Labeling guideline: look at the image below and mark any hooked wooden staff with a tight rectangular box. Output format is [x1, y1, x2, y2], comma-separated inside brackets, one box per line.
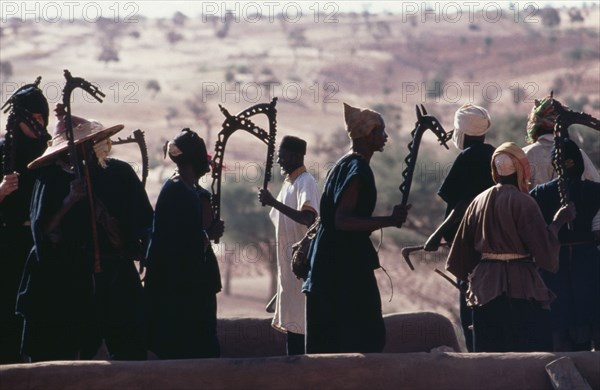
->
[549, 91, 600, 211]
[210, 98, 278, 243]
[398, 105, 452, 270]
[61, 70, 105, 273]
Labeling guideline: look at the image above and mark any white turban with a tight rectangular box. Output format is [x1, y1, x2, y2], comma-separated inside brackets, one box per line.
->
[452, 103, 491, 150]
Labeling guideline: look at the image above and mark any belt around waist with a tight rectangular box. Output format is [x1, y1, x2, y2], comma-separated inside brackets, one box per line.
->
[480, 256, 533, 263]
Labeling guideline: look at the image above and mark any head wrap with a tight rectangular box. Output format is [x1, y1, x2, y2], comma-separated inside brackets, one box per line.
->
[280, 135, 307, 155]
[13, 86, 50, 127]
[491, 142, 531, 193]
[343, 102, 383, 139]
[451, 103, 491, 150]
[526, 96, 565, 144]
[552, 138, 584, 180]
[164, 128, 209, 175]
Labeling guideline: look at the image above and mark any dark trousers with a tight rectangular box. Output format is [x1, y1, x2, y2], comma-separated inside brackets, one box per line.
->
[472, 295, 552, 352]
[22, 263, 146, 362]
[0, 227, 32, 364]
[458, 280, 474, 352]
[287, 331, 305, 355]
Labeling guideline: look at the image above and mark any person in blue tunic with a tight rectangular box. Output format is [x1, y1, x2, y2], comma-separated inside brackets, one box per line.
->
[424, 103, 495, 352]
[302, 103, 410, 354]
[17, 117, 153, 362]
[0, 84, 49, 364]
[530, 138, 600, 351]
[145, 128, 224, 359]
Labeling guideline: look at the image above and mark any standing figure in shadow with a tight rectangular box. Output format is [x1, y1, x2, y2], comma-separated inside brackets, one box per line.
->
[145, 128, 224, 359]
[302, 103, 410, 354]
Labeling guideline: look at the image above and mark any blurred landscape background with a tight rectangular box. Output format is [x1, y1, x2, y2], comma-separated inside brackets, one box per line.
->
[1, 1, 599, 350]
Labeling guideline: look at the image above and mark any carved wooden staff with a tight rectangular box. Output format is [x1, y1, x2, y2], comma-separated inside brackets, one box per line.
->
[398, 105, 452, 270]
[210, 98, 278, 242]
[61, 70, 105, 273]
[111, 129, 149, 187]
[549, 92, 600, 209]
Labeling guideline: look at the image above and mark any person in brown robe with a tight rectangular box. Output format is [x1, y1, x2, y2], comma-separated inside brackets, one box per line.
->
[446, 142, 575, 352]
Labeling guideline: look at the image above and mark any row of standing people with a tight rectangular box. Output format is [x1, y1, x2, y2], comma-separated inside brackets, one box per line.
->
[1, 84, 598, 363]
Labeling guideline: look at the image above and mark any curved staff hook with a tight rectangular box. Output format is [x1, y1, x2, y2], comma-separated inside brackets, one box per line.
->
[61, 70, 106, 179]
[111, 129, 149, 187]
[61, 70, 105, 273]
[210, 97, 278, 241]
[398, 105, 452, 270]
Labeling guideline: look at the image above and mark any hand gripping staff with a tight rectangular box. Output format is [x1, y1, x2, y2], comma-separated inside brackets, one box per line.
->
[1, 76, 46, 175]
[398, 105, 452, 270]
[61, 70, 106, 273]
[210, 98, 278, 243]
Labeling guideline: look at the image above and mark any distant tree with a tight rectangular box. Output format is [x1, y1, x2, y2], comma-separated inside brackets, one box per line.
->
[166, 30, 184, 45]
[487, 114, 527, 147]
[552, 76, 565, 96]
[97, 46, 119, 66]
[146, 79, 161, 98]
[219, 181, 276, 297]
[173, 11, 188, 26]
[186, 97, 213, 146]
[510, 84, 526, 106]
[568, 8, 585, 23]
[565, 96, 590, 112]
[215, 12, 234, 39]
[372, 21, 391, 41]
[165, 107, 179, 126]
[536, 7, 561, 27]
[0, 61, 13, 81]
[225, 67, 235, 83]
[484, 36, 493, 54]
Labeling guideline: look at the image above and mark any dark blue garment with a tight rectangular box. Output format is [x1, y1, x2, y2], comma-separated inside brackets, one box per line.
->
[0, 137, 46, 363]
[303, 154, 384, 353]
[530, 179, 600, 350]
[145, 178, 221, 359]
[437, 142, 494, 352]
[17, 159, 153, 361]
[438, 142, 495, 242]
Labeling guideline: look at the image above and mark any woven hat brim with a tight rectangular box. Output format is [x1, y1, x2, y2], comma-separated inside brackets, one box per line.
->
[28, 124, 124, 169]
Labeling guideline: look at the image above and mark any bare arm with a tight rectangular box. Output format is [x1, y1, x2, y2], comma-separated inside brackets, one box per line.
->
[424, 199, 470, 251]
[334, 177, 409, 232]
[259, 188, 316, 227]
